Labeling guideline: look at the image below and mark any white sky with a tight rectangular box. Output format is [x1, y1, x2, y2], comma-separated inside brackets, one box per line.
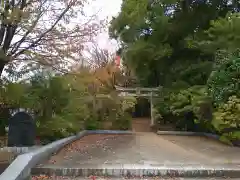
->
[84, 0, 122, 53]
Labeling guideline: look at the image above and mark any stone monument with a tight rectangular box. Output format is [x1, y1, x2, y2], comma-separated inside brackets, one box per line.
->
[7, 111, 36, 147]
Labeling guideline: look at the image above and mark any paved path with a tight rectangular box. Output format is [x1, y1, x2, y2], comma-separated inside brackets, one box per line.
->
[131, 118, 152, 132]
[42, 133, 240, 168]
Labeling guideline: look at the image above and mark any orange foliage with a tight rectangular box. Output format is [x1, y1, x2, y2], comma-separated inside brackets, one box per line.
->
[68, 62, 121, 95]
[93, 62, 120, 88]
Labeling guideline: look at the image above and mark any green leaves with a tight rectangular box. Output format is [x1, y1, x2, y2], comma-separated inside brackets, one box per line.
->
[110, 0, 240, 142]
[193, 13, 240, 53]
[212, 96, 240, 134]
[207, 54, 240, 104]
[1, 83, 27, 108]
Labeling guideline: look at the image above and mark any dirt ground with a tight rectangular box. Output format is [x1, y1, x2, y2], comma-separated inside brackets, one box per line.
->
[131, 118, 151, 132]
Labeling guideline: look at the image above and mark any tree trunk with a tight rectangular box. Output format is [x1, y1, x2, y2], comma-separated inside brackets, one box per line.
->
[0, 60, 5, 77]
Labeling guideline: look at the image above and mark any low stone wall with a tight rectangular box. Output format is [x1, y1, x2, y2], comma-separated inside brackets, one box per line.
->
[0, 130, 133, 180]
[0, 147, 39, 174]
[0, 146, 42, 155]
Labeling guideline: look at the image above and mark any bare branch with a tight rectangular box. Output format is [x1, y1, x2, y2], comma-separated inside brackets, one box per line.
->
[13, 1, 75, 58]
[10, 1, 45, 54]
[0, 0, 103, 77]
[2, 0, 28, 50]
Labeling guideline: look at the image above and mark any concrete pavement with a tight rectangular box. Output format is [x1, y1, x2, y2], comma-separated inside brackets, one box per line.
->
[42, 133, 240, 167]
[32, 132, 240, 178]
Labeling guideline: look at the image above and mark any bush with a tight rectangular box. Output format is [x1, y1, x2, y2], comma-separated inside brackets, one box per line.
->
[212, 95, 240, 132]
[156, 85, 214, 132]
[0, 107, 10, 136]
[212, 95, 240, 144]
[36, 115, 80, 141]
[111, 111, 132, 130]
[84, 115, 101, 130]
[2, 64, 137, 142]
[207, 52, 240, 104]
[206, 50, 240, 143]
[84, 120, 101, 130]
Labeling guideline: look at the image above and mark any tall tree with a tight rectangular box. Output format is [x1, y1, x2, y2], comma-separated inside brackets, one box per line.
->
[109, 0, 240, 87]
[0, 0, 101, 78]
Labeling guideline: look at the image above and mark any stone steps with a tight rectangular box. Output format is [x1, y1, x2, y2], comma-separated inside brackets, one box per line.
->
[31, 176, 238, 180]
[31, 164, 240, 178]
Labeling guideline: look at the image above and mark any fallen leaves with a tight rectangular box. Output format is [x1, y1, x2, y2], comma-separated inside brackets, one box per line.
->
[47, 134, 119, 165]
[32, 175, 71, 180]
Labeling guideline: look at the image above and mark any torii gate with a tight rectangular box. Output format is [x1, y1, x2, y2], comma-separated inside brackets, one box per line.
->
[115, 86, 160, 127]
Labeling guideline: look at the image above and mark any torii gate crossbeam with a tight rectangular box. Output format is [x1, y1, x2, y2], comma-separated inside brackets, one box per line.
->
[115, 86, 161, 127]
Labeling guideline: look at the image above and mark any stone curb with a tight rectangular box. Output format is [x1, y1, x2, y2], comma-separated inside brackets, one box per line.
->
[157, 131, 202, 136]
[31, 165, 240, 178]
[156, 131, 240, 147]
[0, 130, 133, 180]
[85, 130, 134, 134]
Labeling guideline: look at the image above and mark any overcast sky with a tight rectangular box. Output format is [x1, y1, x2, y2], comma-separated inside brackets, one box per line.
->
[84, 0, 122, 52]
[2, 0, 123, 81]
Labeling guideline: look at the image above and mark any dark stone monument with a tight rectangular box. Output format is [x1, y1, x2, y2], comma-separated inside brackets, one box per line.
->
[7, 111, 36, 147]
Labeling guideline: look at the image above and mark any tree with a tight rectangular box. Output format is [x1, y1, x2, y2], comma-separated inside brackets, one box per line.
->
[108, 0, 240, 142]
[109, 0, 240, 87]
[0, 0, 101, 78]
[84, 44, 114, 68]
[73, 45, 134, 88]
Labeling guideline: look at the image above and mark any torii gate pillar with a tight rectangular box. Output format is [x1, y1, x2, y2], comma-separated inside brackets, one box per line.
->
[150, 92, 154, 126]
[115, 86, 160, 127]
